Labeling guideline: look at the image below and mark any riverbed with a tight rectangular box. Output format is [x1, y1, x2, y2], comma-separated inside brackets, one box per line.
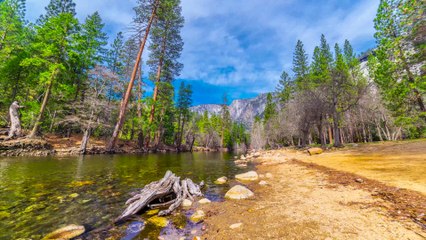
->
[0, 152, 242, 239]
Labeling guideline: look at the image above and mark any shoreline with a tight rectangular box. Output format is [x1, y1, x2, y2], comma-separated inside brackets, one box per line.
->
[202, 144, 426, 239]
[0, 134, 230, 157]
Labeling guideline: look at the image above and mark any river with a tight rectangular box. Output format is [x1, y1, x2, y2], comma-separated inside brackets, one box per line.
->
[0, 152, 243, 239]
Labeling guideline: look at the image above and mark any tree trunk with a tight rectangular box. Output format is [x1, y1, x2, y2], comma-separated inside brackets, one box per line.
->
[317, 115, 325, 147]
[107, 0, 159, 152]
[7, 101, 23, 139]
[29, 68, 58, 139]
[328, 125, 333, 145]
[332, 108, 342, 147]
[189, 135, 195, 152]
[80, 128, 91, 154]
[80, 110, 95, 154]
[178, 117, 186, 150]
[49, 110, 57, 132]
[148, 32, 168, 124]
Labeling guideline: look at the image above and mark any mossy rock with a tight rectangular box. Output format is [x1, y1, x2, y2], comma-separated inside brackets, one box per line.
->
[146, 209, 160, 216]
[189, 210, 205, 223]
[171, 213, 187, 229]
[147, 216, 169, 228]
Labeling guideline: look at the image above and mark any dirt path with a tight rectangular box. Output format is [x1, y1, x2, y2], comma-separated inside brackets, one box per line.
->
[203, 147, 426, 239]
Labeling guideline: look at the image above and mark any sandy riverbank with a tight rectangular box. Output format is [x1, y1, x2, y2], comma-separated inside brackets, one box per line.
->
[201, 141, 426, 239]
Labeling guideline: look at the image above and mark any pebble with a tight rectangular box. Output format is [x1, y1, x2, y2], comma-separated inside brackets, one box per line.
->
[355, 178, 364, 183]
[259, 180, 268, 186]
[198, 198, 211, 204]
[229, 223, 243, 229]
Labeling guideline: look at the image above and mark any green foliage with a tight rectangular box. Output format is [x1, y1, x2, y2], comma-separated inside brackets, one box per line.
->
[263, 93, 276, 123]
[370, 0, 426, 136]
[275, 71, 294, 104]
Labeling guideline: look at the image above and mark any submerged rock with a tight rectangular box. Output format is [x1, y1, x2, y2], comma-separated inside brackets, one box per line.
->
[190, 210, 206, 223]
[265, 173, 273, 179]
[146, 209, 160, 216]
[235, 171, 259, 181]
[214, 176, 228, 184]
[42, 224, 85, 240]
[225, 185, 254, 200]
[147, 216, 169, 228]
[308, 147, 323, 155]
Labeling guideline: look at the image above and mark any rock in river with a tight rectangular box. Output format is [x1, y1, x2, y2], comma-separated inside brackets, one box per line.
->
[225, 185, 254, 200]
[235, 171, 259, 181]
[147, 216, 169, 228]
[214, 176, 228, 184]
[181, 199, 193, 207]
[42, 224, 85, 240]
[190, 210, 206, 223]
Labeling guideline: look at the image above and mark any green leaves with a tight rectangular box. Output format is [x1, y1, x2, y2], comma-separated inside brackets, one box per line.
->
[372, 0, 425, 135]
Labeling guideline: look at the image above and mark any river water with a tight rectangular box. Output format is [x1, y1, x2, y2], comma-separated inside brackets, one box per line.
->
[0, 152, 243, 239]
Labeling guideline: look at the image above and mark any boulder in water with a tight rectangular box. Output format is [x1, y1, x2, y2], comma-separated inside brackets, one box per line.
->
[214, 176, 227, 184]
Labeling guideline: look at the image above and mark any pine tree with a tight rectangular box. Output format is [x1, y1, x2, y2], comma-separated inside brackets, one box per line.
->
[38, 0, 76, 23]
[275, 71, 294, 104]
[107, 0, 160, 151]
[73, 11, 108, 101]
[146, 0, 184, 146]
[264, 93, 276, 123]
[176, 82, 192, 149]
[292, 40, 310, 90]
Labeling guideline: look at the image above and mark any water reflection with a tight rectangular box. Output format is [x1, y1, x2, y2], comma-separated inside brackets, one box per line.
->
[0, 152, 241, 239]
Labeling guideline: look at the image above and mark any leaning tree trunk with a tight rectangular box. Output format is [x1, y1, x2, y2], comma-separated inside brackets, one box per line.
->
[29, 68, 58, 139]
[107, 0, 159, 152]
[7, 101, 23, 139]
[80, 110, 95, 154]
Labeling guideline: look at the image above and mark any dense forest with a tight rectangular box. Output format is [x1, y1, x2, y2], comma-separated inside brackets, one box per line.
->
[0, 0, 247, 153]
[0, 0, 424, 153]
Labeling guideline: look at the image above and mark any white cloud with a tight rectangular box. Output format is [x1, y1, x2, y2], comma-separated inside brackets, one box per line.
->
[24, 0, 379, 95]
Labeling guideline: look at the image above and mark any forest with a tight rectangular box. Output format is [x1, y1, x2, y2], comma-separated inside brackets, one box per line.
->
[0, 0, 248, 153]
[0, 0, 424, 153]
[251, 0, 425, 149]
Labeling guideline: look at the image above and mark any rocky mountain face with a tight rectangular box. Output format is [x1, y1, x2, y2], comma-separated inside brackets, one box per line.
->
[190, 93, 269, 127]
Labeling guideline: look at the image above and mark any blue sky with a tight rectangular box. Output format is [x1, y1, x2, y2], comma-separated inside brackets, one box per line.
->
[26, 0, 380, 105]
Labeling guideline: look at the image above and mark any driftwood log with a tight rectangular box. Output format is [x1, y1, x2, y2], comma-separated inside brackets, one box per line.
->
[116, 171, 203, 223]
